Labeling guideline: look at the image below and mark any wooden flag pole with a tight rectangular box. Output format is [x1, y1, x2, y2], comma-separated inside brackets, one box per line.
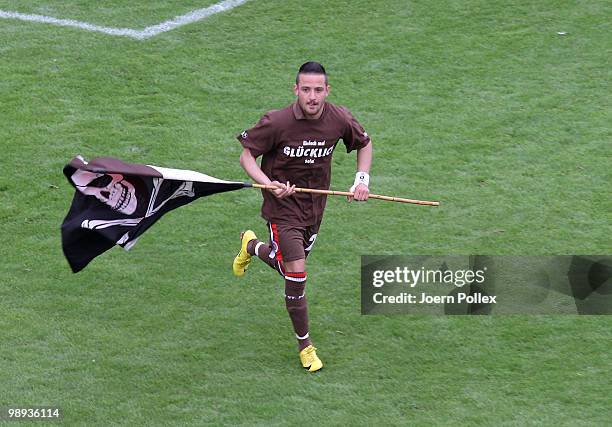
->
[251, 183, 440, 206]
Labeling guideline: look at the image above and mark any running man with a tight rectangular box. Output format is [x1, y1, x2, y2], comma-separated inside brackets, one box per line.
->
[233, 61, 372, 372]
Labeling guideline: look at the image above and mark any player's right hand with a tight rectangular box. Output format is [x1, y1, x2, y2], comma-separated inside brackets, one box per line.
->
[269, 180, 296, 199]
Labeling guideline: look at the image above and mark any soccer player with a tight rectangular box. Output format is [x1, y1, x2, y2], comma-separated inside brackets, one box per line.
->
[233, 61, 372, 372]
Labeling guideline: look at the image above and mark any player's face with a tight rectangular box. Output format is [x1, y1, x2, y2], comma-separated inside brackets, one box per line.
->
[294, 73, 329, 119]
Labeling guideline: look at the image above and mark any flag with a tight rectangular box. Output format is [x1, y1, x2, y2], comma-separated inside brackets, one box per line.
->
[61, 156, 248, 273]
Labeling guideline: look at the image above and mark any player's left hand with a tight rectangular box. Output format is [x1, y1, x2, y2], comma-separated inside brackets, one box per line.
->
[348, 183, 369, 202]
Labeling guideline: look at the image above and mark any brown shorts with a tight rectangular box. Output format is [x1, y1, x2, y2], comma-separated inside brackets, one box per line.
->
[268, 222, 320, 265]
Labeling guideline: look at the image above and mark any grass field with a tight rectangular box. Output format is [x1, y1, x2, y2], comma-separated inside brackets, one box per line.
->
[1, 0, 610, 425]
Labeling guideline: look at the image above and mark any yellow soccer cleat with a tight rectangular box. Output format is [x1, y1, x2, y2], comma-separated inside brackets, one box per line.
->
[232, 230, 257, 277]
[299, 345, 323, 372]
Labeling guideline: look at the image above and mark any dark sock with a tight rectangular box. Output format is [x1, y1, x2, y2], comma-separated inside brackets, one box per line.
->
[247, 239, 284, 275]
[284, 273, 312, 351]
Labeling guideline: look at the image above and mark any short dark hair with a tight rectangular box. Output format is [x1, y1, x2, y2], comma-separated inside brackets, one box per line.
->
[296, 61, 328, 85]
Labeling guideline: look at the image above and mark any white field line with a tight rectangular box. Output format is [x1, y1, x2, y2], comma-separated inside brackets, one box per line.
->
[0, 0, 249, 39]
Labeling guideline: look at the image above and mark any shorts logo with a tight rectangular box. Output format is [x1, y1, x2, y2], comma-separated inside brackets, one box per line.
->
[305, 233, 318, 252]
[241, 131, 248, 139]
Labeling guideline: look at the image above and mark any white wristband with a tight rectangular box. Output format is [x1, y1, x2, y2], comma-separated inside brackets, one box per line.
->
[350, 172, 369, 192]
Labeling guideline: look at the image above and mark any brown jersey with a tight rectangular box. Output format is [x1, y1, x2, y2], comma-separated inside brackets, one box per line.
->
[238, 101, 371, 225]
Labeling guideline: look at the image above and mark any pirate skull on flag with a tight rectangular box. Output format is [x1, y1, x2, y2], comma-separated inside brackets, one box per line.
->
[61, 156, 248, 273]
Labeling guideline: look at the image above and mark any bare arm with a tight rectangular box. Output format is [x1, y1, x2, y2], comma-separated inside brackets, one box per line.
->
[240, 148, 272, 185]
[239, 148, 295, 198]
[357, 141, 372, 174]
[349, 141, 373, 201]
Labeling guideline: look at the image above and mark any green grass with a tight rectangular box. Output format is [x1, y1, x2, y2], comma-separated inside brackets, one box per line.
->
[1, 0, 611, 425]
[0, 1, 222, 27]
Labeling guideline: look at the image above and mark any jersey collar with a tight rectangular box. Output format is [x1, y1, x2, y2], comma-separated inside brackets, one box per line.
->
[292, 102, 326, 120]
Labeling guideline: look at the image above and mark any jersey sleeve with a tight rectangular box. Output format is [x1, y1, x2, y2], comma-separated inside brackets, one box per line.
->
[237, 113, 277, 157]
[341, 108, 371, 153]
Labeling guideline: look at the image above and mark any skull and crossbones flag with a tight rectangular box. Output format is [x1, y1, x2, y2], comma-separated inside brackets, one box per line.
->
[61, 155, 248, 273]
